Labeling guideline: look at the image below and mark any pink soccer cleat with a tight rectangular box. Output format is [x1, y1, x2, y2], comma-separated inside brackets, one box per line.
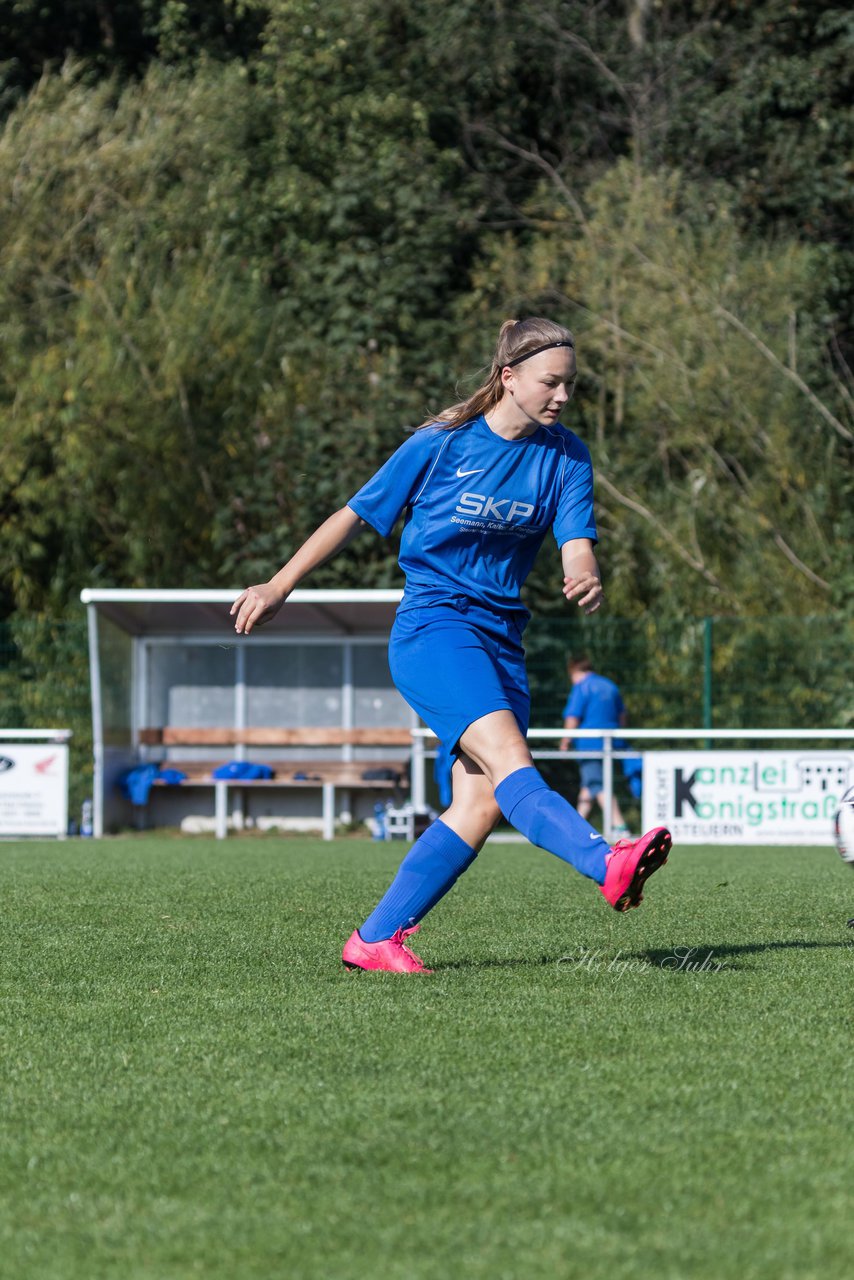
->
[600, 827, 672, 912]
[342, 924, 433, 974]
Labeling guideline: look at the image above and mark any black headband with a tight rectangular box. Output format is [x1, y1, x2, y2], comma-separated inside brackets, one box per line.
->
[505, 340, 574, 368]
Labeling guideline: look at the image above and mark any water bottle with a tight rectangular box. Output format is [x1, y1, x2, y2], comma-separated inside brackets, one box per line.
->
[81, 798, 94, 837]
[372, 801, 386, 841]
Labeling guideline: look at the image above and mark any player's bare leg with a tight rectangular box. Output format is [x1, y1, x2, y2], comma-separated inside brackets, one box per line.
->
[461, 710, 671, 910]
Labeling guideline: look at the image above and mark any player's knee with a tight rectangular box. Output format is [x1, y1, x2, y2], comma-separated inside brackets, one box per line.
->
[485, 742, 532, 784]
[460, 715, 531, 779]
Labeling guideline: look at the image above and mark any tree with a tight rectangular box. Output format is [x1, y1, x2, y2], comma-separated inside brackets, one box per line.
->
[0, 62, 278, 610]
[457, 163, 852, 617]
[0, 1, 265, 114]
[0, 57, 465, 611]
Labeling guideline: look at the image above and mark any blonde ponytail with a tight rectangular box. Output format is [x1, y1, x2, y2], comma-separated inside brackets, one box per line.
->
[416, 317, 574, 431]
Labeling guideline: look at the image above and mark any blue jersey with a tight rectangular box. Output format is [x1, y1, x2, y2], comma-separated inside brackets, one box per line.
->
[562, 672, 625, 752]
[348, 415, 597, 615]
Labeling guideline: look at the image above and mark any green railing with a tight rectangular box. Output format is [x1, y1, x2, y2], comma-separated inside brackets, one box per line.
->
[524, 614, 854, 732]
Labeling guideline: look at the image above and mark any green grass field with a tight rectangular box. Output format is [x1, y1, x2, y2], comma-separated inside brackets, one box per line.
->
[1, 834, 852, 1280]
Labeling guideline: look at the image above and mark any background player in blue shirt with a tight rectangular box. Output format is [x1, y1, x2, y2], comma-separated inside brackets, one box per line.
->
[231, 317, 672, 973]
[560, 655, 631, 836]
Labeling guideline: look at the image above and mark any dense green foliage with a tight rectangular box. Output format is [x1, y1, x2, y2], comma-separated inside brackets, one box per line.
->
[1, 836, 852, 1279]
[1, 1, 851, 626]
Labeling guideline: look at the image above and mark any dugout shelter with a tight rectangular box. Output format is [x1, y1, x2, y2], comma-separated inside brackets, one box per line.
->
[80, 588, 414, 837]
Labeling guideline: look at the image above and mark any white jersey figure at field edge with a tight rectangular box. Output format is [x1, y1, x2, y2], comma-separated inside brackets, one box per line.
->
[231, 318, 673, 973]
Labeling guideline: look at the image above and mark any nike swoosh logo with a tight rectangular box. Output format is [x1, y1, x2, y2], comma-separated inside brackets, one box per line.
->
[456, 467, 484, 478]
[590, 832, 604, 840]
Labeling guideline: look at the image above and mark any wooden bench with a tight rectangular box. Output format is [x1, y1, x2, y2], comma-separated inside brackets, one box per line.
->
[137, 727, 413, 839]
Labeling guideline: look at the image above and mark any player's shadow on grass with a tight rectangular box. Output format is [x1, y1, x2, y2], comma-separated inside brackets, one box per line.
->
[434, 938, 852, 973]
[628, 938, 853, 971]
[434, 954, 564, 972]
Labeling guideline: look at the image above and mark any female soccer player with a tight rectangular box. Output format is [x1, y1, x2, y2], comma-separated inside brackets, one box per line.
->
[231, 318, 672, 973]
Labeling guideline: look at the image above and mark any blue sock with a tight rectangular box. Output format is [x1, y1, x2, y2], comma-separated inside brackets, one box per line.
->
[359, 819, 478, 943]
[494, 766, 609, 883]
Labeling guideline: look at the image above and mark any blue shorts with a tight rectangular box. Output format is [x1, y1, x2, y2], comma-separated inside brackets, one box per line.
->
[389, 599, 530, 757]
[578, 759, 604, 795]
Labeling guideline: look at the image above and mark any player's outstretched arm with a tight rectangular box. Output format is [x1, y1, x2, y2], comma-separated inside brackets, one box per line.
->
[561, 538, 603, 615]
[231, 505, 368, 635]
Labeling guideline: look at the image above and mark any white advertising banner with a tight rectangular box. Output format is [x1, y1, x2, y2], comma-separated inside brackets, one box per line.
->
[642, 750, 853, 845]
[0, 743, 69, 836]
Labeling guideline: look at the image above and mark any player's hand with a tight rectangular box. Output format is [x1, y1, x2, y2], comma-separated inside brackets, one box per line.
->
[562, 572, 603, 615]
[230, 583, 286, 635]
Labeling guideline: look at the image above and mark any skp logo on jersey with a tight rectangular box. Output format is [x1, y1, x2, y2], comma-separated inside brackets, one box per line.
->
[456, 492, 535, 523]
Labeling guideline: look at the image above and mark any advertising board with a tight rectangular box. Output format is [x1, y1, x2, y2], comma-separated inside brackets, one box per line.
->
[642, 750, 852, 845]
[0, 743, 69, 836]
